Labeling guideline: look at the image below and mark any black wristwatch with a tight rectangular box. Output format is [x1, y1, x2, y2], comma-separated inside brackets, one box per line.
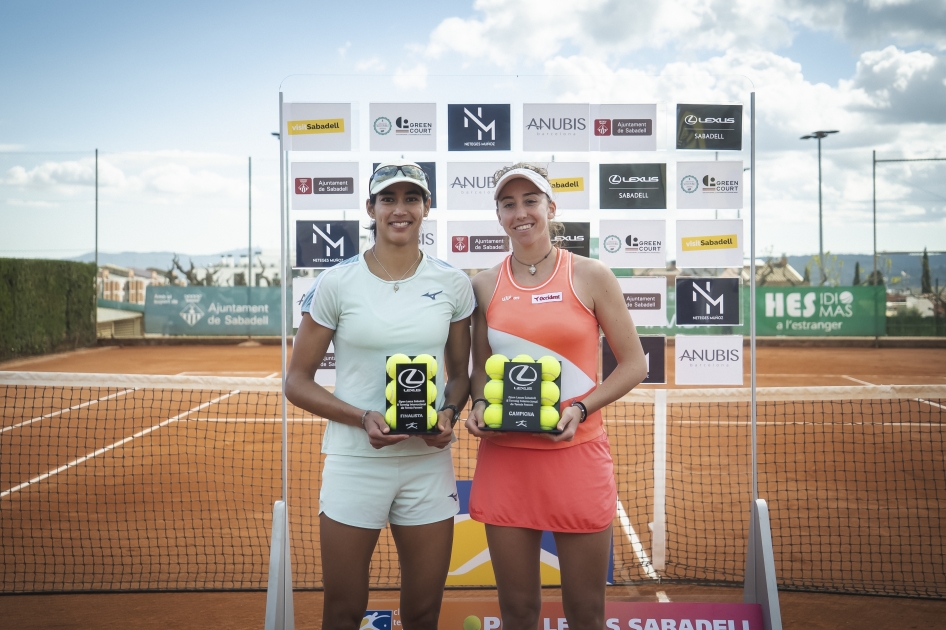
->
[441, 404, 461, 426]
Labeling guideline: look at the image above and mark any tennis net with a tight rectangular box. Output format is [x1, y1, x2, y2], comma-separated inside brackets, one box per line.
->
[1, 372, 944, 597]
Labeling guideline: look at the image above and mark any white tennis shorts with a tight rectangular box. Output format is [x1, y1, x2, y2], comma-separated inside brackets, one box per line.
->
[319, 449, 459, 529]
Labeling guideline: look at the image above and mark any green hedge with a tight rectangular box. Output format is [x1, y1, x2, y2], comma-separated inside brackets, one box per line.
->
[0, 258, 97, 361]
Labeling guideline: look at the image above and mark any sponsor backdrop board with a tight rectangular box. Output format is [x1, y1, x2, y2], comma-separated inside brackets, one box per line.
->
[676, 219, 744, 268]
[364, 600, 763, 630]
[291, 276, 336, 384]
[676, 104, 743, 151]
[676, 161, 744, 209]
[447, 220, 510, 269]
[758, 285, 885, 336]
[522, 103, 590, 152]
[447, 162, 510, 209]
[290, 162, 360, 210]
[599, 163, 667, 209]
[368, 103, 436, 151]
[295, 220, 360, 268]
[599, 219, 667, 269]
[144, 286, 280, 336]
[556, 222, 591, 258]
[282, 102, 352, 152]
[590, 104, 657, 151]
[675, 277, 741, 326]
[373, 161, 438, 208]
[544, 161, 590, 210]
[617, 277, 667, 327]
[602, 335, 666, 384]
[675, 335, 744, 385]
[448, 104, 511, 151]
[418, 219, 438, 259]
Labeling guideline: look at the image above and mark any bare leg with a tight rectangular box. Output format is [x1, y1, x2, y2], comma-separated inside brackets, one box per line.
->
[320, 513, 381, 630]
[555, 525, 613, 630]
[484, 525, 543, 630]
[390, 517, 455, 630]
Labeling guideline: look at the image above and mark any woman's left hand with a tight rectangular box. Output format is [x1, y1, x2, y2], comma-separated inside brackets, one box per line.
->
[544, 405, 583, 442]
[420, 410, 454, 449]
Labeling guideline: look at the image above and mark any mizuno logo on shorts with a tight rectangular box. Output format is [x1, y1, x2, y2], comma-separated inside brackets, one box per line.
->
[532, 292, 562, 304]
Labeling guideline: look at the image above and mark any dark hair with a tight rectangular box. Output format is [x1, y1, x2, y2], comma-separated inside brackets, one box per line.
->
[366, 188, 431, 237]
[493, 162, 565, 246]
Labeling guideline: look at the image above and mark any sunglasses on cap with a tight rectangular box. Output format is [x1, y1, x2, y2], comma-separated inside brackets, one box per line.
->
[370, 164, 429, 187]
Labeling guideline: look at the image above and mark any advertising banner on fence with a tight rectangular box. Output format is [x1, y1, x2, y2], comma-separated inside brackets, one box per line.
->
[290, 162, 360, 210]
[676, 104, 743, 151]
[364, 600, 763, 630]
[617, 277, 667, 327]
[599, 163, 667, 209]
[369, 103, 436, 151]
[757, 285, 885, 336]
[599, 220, 667, 269]
[145, 286, 280, 336]
[523, 103, 589, 151]
[282, 103, 352, 151]
[447, 162, 510, 209]
[447, 220, 510, 269]
[675, 335, 744, 385]
[448, 104, 511, 151]
[296, 220, 361, 268]
[676, 219, 744, 268]
[676, 161, 744, 209]
[590, 104, 657, 151]
[546, 161, 590, 210]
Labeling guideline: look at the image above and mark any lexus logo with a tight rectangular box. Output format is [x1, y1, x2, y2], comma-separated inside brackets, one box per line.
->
[508, 365, 538, 387]
[685, 114, 736, 125]
[685, 115, 698, 125]
[609, 174, 659, 184]
[397, 369, 425, 388]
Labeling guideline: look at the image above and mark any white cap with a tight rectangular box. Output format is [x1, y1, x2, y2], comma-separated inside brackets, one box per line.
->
[493, 167, 554, 201]
[369, 159, 431, 196]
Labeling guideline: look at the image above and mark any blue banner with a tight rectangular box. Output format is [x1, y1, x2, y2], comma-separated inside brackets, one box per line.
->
[144, 286, 281, 335]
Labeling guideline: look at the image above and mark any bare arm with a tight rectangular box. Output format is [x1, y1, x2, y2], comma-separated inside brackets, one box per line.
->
[419, 316, 472, 448]
[285, 313, 409, 449]
[464, 267, 499, 439]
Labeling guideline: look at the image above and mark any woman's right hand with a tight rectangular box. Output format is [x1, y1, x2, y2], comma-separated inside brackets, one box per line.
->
[465, 401, 497, 439]
[363, 411, 411, 449]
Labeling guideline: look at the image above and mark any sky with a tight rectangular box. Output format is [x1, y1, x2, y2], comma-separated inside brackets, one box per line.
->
[1, 0, 944, 261]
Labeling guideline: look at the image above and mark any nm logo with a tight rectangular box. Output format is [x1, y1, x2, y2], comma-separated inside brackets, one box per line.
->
[448, 104, 511, 151]
[675, 277, 740, 326]
[295, 220, 359, 269]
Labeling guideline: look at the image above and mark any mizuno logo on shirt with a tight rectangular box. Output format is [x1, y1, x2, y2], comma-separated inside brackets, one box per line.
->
[422, 290, 443, 300]
[532, 292, 562, 304]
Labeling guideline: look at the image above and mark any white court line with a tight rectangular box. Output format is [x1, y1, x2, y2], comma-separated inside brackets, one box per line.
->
[918, 399, 946, 411]
[0, 391, 237, 499]
[1, 388, 135, 434]
[185, 417, 324, 423]
[656, 591, 671, 602]
[842, 375, 876, 386]
[265, 372, 280, 378]
[616, 499, 657, 580]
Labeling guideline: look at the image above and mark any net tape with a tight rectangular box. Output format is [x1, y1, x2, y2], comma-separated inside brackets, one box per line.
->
[1, 372, 943, 596]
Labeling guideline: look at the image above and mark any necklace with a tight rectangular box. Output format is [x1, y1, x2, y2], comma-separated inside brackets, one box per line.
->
[512, 246, 554, 276]
[371, 248, 421, 292]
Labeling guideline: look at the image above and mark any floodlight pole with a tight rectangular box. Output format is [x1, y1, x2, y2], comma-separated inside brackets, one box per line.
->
[800, 130, 838, 285]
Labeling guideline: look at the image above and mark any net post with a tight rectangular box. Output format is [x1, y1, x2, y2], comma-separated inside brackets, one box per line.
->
[650, 389, 667, 573]
[743, 499, 782, 630]
[750, 91, 758, 503]
[264, 500, 295, 630]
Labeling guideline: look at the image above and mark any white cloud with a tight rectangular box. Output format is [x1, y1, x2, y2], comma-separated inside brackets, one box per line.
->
[393, 63, 428, 89]
[355, 57, 386, 72]
[845, 45, 946, 122]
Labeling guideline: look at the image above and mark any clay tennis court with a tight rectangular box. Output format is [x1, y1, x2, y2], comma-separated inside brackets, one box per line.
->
[1, 344, 944, 629]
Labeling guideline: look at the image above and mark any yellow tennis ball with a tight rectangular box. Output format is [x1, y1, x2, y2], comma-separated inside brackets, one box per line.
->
[485, 354, 509, 380]
[511, 354, 534, 363]
[540, 406, 560, 429]
[537, 355, 561, 381]
[484, 379, 504, 404]
[385, 405, 396, 428]
[484, 404, 503, 428]
[413, 353, 438, 379]
[385, 381, 396, 404]
[463, 616, 482, 630]
[427, 381, 437, 404]
[540, 381, 560, 406]
[427, 405, 438, 429]
[386, 353, 411, 379]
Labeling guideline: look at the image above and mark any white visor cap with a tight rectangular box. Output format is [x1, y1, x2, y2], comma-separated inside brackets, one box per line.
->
[369, 160, 431, 196]
[493, 168, 554, 201]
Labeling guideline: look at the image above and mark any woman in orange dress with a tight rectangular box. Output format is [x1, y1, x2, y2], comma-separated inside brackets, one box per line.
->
[465, 163, 647, 630]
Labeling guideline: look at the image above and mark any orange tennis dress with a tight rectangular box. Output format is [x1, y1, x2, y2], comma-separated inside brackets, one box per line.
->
[469, 250, 617, 532]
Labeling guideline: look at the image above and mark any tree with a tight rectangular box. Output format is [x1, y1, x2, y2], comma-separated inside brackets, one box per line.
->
[808, 252, 844, 286]
[852, 261, 861, 286]
[802, 265, 810, 285]
[866, 269, 884, 286]
[921, 248, 932, 293]
[171, 255, 222, 286]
